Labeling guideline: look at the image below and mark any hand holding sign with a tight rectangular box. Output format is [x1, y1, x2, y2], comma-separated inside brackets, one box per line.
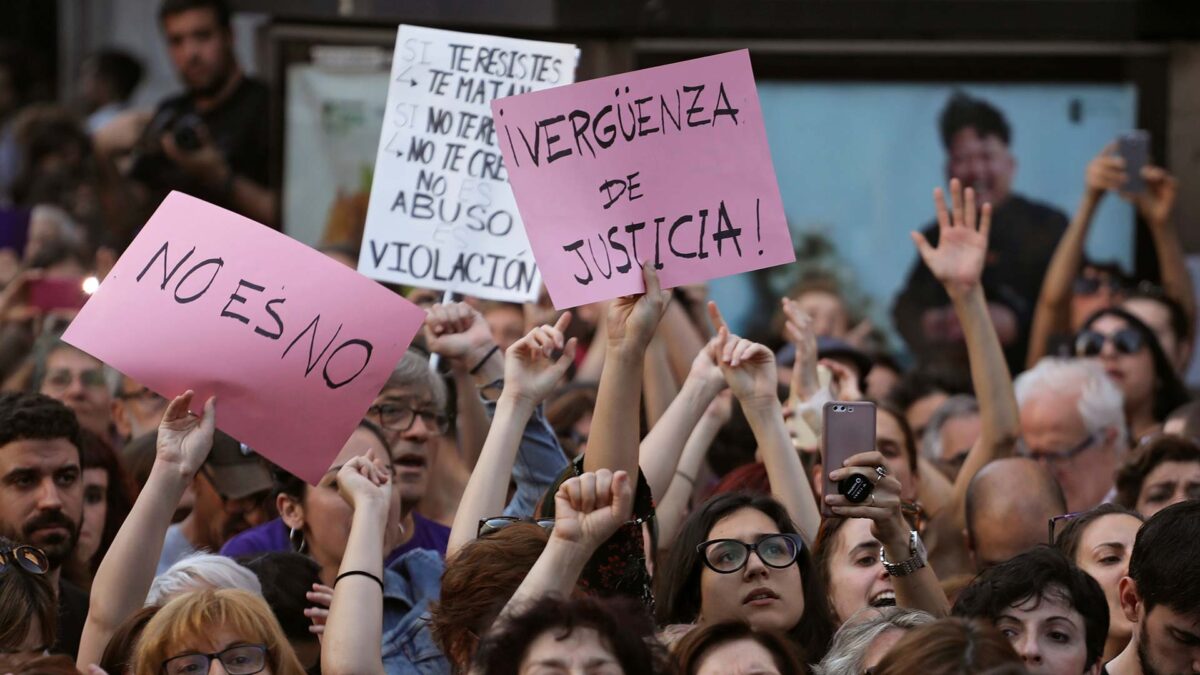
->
[156, 390, 216, 479]
[605, 263, 670, 355]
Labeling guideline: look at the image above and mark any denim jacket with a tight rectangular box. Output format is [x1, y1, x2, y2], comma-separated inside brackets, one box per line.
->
[382, 549, 450, 675]
[490, 400, 569, 518]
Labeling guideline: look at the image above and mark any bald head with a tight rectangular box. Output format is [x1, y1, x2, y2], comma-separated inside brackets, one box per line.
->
[965, 458, 1066, 570]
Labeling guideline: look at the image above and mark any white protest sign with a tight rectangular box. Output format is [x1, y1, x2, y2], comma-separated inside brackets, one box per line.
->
[358, 25, 578, 302]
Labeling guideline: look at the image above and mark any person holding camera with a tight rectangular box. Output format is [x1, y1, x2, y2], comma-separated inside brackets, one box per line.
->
[125, 0, 275, 226]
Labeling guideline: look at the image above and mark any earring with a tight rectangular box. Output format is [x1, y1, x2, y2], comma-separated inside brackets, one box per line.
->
[289, 527, 306, 554]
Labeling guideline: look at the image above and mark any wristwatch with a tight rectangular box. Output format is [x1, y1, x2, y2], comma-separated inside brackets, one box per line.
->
[879, 530, 927, 577]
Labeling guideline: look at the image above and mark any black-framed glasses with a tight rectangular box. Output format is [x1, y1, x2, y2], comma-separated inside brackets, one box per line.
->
[367, 404, 450, 435]
[1075, 328, 1144, 357]
[696, 534, 801, 574]
[1072, 276, 1124, 297]
[477, 516, 555, 538]
[1019, 433, 1097, 467]
[162, 644, 267, 675]
[0, 545, 49, 575]
[1048, 512, 1085, 545]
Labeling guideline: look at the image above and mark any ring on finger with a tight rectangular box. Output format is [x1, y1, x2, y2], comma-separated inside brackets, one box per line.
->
[874, 465, 888, 483]
[869, 492, 876, 506]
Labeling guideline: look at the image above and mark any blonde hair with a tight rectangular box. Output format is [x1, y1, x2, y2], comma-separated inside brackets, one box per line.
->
[135, 589, 306, 675]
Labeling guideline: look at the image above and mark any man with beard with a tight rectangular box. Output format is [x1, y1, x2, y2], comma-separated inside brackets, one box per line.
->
[127, 0, 274, 225]
[155, 430, 272, 574]
[0, 392, 88, 658]
[1107, 500, 1200, 675]
[893, 92, 1069, 371]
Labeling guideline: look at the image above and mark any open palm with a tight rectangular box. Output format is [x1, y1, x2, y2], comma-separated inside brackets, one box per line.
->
[912, 178, 991, 295]
[156, 391, 216, 476]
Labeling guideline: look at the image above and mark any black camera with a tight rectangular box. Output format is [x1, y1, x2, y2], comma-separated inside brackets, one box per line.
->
[170, 113, 206, 152]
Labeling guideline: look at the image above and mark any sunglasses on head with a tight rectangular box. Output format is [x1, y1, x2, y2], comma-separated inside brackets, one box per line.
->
[477, 516, 555, 538]
[1074, 328, 1144, 357]
[0, 545, 49, 575]
[1072, 276, 1124, 297]
[1048, 512, 1086, 545]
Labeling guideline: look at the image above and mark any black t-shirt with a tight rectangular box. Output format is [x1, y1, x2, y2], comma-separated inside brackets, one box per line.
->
[129, 76, 271, 212]
[52, 578, 89, 660]
[892, 192, 1069, 371]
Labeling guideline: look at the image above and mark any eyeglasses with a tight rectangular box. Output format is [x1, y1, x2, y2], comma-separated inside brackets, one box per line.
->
[0, 545, 49, 575]
[116, 386, 166, 405]
[1075, 328, 1144, 357]
[1072, 276, 1124, 297]
[367, 404, 450, 435]
[477, 516, 555, 538]
[1048, 512, 1085, 545]
[1019, 433, 1097, 467]
[696, 534, 801, 574]
[43, 368, 107, 391]
[162, 644, 268, 675]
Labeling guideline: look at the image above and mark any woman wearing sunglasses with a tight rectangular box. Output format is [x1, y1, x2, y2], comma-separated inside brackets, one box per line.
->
[0, 538, 56, 668]
[134, 588, 306, 675]
[1074, 307, 1190, 438]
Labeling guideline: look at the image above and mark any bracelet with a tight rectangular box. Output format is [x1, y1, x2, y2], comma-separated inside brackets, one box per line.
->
[334, 570, 384, 593]
[676, 471, 696, 486]
[469, 345, 501, 375]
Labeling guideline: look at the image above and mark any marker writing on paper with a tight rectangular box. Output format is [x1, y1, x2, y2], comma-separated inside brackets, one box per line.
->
[136, 241, 374, 390]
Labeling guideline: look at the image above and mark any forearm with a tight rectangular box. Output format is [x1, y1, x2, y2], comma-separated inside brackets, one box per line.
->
[744, 401, 820, 543]
[880, 529, 950, 617]
[324, 503, 387, 675]
[639, 376, 721, 497]
[447, 394, 536, 556]
[658, 300, 707, 382]
[451, 368, 490, 470]
[584, 347, 644, 478]
[498, 538, 590, 623]
[1149, 221, 1196, 335]
[656, 414, 721, 552]
[77, 463, 190, 669]
[575, 314, 608, 383]
[229, 174, 277, 227]
[642, 337, 678, 428]
[948, 285, 1019, 524]
[1040, 191, 1102, 309]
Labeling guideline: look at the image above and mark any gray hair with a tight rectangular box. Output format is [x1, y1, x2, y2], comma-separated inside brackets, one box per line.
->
[921, 394, 980, 463]
[1014, 357, 1127, 446]
[146, 553, 262, 606]
[30, 332, 117, 393]
[382, 349, 448, 410]
[814, 607, 935, 675]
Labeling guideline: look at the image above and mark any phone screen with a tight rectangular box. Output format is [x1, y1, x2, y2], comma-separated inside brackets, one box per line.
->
[27, 277, 88, 312]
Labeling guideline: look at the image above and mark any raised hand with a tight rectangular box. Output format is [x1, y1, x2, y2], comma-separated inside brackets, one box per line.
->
[156, 390, 216, 477]
[305, 583, 334, 639]
[824, 450, 909, 551]
[423, 302, 497, 368]
[1135, 165, 1177, 228]
[336, 446, 393, 512]
[1085, 143, 1126, 197]
[822, 359, 863, 402]
[605, 263, 670, 354]
[504, 312, 578, 405]
[688, 335, 728, 393]
[551, 469, 633, 553]
[781, 297, 819, 400]
[711, 326, 779, 409]
[911, 177, 992, 298]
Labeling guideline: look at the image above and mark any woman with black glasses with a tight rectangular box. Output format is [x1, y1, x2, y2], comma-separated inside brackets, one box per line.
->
[1074, 307, 1190, 438]
[0, 538, 55, 668]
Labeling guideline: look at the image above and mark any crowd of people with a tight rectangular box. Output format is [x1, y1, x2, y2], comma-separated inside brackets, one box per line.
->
[3, 0, 1200, 674]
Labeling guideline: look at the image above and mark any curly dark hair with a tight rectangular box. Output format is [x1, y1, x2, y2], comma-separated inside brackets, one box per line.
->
[1114, 435, 1200, 510]
[655, 492, 834, 661]
[952, 546, 1108, 669]
[472, 596, 669, 675]
[0, 392, 82, 457]
[1128, 500, 1200, 616]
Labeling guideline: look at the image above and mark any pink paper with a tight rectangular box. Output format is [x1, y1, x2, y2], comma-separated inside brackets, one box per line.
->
[492, 49, 795, 309]
[63, 192, 425, 484]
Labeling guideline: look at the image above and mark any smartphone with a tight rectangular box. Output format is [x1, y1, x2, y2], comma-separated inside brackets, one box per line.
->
[1116, 130, 1150, 194]
[821, 400, 877, 517]
[27, 277, 88, 312]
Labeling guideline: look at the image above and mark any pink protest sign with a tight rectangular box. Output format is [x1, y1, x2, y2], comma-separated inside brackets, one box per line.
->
[63, 192, 425, 484]
[492, 49, 795, 309]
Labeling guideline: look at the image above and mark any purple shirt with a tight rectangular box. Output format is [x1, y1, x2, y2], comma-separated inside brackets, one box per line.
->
[220, 513, 450, 560]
